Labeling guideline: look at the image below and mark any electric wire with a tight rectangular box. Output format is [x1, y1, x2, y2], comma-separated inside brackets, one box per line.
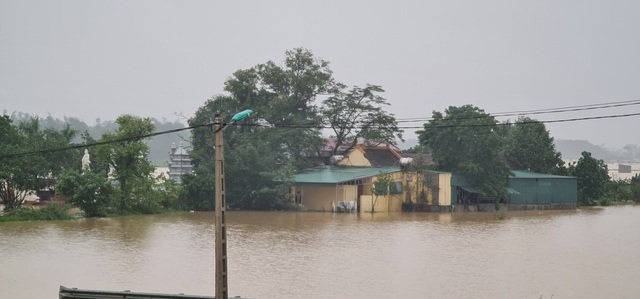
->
[394, 99, 640, 123]
[0, 122, 218, 159]
[1, 102, 639, 159]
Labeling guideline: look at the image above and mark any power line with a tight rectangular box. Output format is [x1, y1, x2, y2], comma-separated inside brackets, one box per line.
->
[0, 122, 216, 159]
[1, 110, 639, 160]
[394, 99, 640, 123]
[247, 111, 640, 129]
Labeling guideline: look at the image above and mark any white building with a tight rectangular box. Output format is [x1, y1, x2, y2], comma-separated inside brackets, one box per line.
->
[607, 163, 640, 181]
[168, 142, 193, 184]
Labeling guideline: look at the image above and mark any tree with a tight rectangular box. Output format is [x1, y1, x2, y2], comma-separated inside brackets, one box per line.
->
[504, 116, 564, 174]
[222, 48, 336, 167]
[630, 174, 640, 202]
[186, 48, 405, 210]
[322, 84, 403, 155]
[417, 105, 511, 198]
[0, 116, 77, 210]
[185, 96, 297, 210]
[94, 115, 156, 212]
[371, 173, 392, 213]
[0, 115, 24, 210]
[56, 170, 113, 217]
[572, 151, 610, 205]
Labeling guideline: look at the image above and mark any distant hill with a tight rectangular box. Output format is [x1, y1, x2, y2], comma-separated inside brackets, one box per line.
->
[554, 139, 639, 162]
[399, 137, 638, 163]
[7, 111, 188, 163]
[554, 140, 613, 160]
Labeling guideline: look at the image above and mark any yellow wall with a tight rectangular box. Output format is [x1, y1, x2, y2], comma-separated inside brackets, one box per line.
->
[437, 173, 452, 205]
[366, 172, 406, 212]
[293, 171, 454, 213]
[337, 147, 371, 167]
[294, 185, 358, 211]
[373, 171, 453, 208]
[359, 194, 403, 213]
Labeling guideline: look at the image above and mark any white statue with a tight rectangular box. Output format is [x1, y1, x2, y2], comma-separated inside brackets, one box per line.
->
[108, 163, 116, 179]
[81, 149, 91, 172]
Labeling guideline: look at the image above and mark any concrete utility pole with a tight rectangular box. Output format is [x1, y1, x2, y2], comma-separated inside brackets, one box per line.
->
[213, 110, 252, 299]
[214, 114, 228, 299]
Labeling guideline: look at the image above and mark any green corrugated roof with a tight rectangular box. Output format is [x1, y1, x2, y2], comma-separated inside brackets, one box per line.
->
[293, 166, 401, 185]
[511, 170, 575, 179]
[456, 185, 520, 195]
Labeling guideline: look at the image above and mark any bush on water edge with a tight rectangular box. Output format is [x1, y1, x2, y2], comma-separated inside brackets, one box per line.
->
[0, 203, 80, 222]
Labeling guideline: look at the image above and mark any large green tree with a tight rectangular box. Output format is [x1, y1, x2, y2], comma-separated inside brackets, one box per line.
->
[504, 116, 564, 174]
[417, 105, 512, 198]
[186, 48, 405, 210]
[222, 48, 336, 166]
[185, 97, 296, 210]
[56, 170, 113, 217]
[94, 115, 156, 212]
[322, 84, 403, 155]
[572, 151, 610, 205]
[0, 116, 77, 210]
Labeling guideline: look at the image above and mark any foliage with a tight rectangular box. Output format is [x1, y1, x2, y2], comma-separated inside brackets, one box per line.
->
[221, 48, 335, 168]
[0, 203, 77, 222]
[185, 97, 297, 210]
[224, 131, 298, 210]
[571, 151, 610, 205]
[322, 84, 403, 155]
[407, 148, 434, 204]
[0, 115, 78, 211]
[604, 174, 640, 203]
[631, 174, 640, 202]
[179, 171, 215, 211]
[186, 48, 402, 210]
[93, 115, 156, 212]
[56, 170, 113, 217]
[154, 178, 182, 211]
[9, 112, 187, 163]
[371, 173, 392, 213]
[504, 116, 564, 174]
[417, 105, 511, 198]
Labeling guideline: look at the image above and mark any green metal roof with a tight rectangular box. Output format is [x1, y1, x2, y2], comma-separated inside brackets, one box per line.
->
[293, 166, 401, 185]
[456, 185, 520, 195]
[510, 170, 575, 179]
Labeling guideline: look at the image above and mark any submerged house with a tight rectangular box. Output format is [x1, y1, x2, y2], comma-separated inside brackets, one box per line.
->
[290, 144, 451, 212]
[291, 139, 578, 213]
[291, 142, 577, 212]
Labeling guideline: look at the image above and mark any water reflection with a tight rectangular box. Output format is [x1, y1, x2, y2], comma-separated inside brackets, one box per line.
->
[0, 206, 637, 298]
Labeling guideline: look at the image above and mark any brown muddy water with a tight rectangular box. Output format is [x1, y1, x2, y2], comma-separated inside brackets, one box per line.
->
[1, 206, 639, 299]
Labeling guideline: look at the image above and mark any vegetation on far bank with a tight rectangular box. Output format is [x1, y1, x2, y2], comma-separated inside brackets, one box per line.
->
[0, 203, 79, 222]
[1, 48, 639, 222]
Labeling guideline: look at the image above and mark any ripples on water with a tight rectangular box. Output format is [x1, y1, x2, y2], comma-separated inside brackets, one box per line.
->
[1, 206, 639, 298]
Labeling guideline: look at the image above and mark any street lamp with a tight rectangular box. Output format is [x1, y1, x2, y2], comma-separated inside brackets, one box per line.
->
[214, 110, 253, 299]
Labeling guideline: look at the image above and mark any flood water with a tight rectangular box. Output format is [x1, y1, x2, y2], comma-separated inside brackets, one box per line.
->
[1, 205, 639, 299]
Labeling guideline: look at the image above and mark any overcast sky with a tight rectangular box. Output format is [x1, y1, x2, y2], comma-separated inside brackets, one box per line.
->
[1, 0, 639, 148]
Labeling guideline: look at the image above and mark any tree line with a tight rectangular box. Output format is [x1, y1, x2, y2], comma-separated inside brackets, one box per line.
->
[1, 48, 638, 220]
[5, 111, 186, 162]
[416, 105, 639, 206]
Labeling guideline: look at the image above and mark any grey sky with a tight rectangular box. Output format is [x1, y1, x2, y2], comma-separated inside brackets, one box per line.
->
[1, 0, 639, 148]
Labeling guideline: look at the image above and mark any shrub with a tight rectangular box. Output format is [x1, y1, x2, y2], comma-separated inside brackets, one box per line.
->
[0, 203, 77, 222]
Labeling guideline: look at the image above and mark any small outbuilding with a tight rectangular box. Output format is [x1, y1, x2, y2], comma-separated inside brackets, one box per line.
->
[507, 170, 577, 209]
[450, 170, 577, 211]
